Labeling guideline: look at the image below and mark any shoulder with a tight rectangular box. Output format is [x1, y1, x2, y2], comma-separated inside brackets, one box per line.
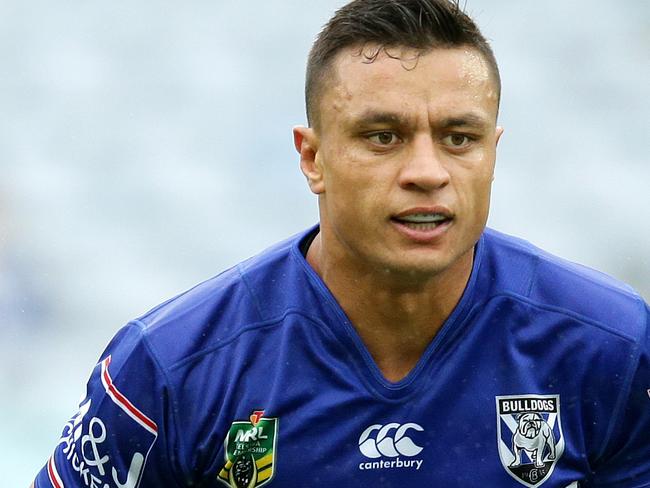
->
[128, 227, 317, 370]
[481, 228, 647, 341]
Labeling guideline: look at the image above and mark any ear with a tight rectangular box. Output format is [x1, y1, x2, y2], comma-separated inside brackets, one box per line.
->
[293, 125, 325, 195]
[491, 126, 504, 182]
[495, 125, 504, 145]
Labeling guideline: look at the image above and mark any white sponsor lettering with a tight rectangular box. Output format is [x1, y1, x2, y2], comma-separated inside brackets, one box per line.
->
[358, 458, 424, 471]
[359, 422, 423, 458]
[51, 359, 158, 488]
[82, 418, 110, 475]
[112, 453, 145, 488]
[58, 398, 92, 454]
[357, 422, 424, 471]
[234, 426, 268, 443]
[58, 408, 146, 488]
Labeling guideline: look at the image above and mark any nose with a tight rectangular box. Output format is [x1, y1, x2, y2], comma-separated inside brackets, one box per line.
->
[397, 134, 450, 191]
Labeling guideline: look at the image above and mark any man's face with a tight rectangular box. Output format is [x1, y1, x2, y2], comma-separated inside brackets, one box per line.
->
[297, 46, 502, 279]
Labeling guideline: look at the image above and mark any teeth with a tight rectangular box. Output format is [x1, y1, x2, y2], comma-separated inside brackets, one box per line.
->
[400, 222, 442, 231]
[398, 213, 447, 223]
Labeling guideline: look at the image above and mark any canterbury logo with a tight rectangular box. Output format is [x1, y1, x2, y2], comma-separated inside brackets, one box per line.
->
[358, 423, 424, 458]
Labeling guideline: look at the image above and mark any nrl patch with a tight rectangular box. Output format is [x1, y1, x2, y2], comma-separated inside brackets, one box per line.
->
[496, 394, 565, 487]
[218, 410, 278, 488]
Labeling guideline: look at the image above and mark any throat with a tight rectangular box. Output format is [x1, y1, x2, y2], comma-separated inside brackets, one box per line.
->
[356, 318, 444, 383]
[374, 354, 423, 383]
[305, 226, 473, 383]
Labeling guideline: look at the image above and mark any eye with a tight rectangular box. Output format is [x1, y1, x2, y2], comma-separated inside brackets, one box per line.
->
[442, 134, 473, 148]
[367, 131, 400, 146]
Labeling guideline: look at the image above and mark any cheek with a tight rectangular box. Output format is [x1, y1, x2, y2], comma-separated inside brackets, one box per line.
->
[468, 154, 496, 190]
[324, 170, 391, 235]
[454, 167, 494, 211]
[326, 172, 376, 217]
[324, 151, 388, 202]
[475, 173, 495, 201]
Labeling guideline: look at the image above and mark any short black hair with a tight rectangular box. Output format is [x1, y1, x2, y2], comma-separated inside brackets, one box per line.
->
[305, 0, 500, 127]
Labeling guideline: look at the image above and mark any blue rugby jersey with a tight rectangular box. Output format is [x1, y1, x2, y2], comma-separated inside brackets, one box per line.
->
[35, 227, 650, 488]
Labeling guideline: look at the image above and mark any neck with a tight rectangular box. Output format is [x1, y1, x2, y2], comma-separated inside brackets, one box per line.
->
[306, 230, 474, 382]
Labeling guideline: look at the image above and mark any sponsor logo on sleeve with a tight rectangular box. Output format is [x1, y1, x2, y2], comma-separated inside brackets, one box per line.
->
[218, 410, 278, 488]
[357, 422, 424, 471]
[50, 355, 158, 488]
[496, 394, 565, 487]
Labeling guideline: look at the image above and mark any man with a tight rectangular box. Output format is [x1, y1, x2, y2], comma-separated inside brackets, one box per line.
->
[33, 0, 649, 487]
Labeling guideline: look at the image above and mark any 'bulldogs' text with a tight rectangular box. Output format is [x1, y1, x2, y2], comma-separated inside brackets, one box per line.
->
[499, 398, 557, 414]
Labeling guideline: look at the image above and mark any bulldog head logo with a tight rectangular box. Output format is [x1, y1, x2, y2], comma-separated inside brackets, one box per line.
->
[496, 395, 564, 487]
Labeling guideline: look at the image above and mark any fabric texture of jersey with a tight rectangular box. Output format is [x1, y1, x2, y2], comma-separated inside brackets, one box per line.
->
[35, 226, 650, 488]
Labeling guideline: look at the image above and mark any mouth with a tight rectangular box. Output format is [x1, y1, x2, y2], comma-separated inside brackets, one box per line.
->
[391, 212, 452, 230]
[523, 425, 537, 438]
[390, 208, 454, 242]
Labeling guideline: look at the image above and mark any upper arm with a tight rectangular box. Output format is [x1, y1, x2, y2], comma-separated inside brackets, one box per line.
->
[587, 303, 650, 486]
[32, 322, 186, 488]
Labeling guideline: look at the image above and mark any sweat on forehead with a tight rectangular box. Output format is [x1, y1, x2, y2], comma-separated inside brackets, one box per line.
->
[313, 45, 499, 131]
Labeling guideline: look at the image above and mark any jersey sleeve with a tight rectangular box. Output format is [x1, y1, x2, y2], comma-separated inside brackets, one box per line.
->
[33, 321, 185, 488]
[589, 302, 650, 487]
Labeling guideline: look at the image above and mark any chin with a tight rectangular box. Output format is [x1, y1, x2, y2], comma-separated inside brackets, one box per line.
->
[377, 241, 476, 279]
[374, 254, 456, 279]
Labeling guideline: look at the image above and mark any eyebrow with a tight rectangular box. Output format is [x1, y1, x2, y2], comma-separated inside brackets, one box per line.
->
[348, 110, 490, 131]
[439, 113, 490, 130]
[351, 110, 409, 127]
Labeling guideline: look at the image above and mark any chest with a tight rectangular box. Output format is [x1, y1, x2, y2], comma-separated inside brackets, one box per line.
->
[180, 305, 626, 487]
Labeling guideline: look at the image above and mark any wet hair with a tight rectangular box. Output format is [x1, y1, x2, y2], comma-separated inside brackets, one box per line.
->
[305, 0, 500, 127]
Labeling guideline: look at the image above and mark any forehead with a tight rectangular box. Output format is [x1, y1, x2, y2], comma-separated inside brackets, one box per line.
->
[320, 45, 499, 125]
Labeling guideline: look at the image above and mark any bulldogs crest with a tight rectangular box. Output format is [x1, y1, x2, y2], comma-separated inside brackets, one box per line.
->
[496, 394, 564, 487]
